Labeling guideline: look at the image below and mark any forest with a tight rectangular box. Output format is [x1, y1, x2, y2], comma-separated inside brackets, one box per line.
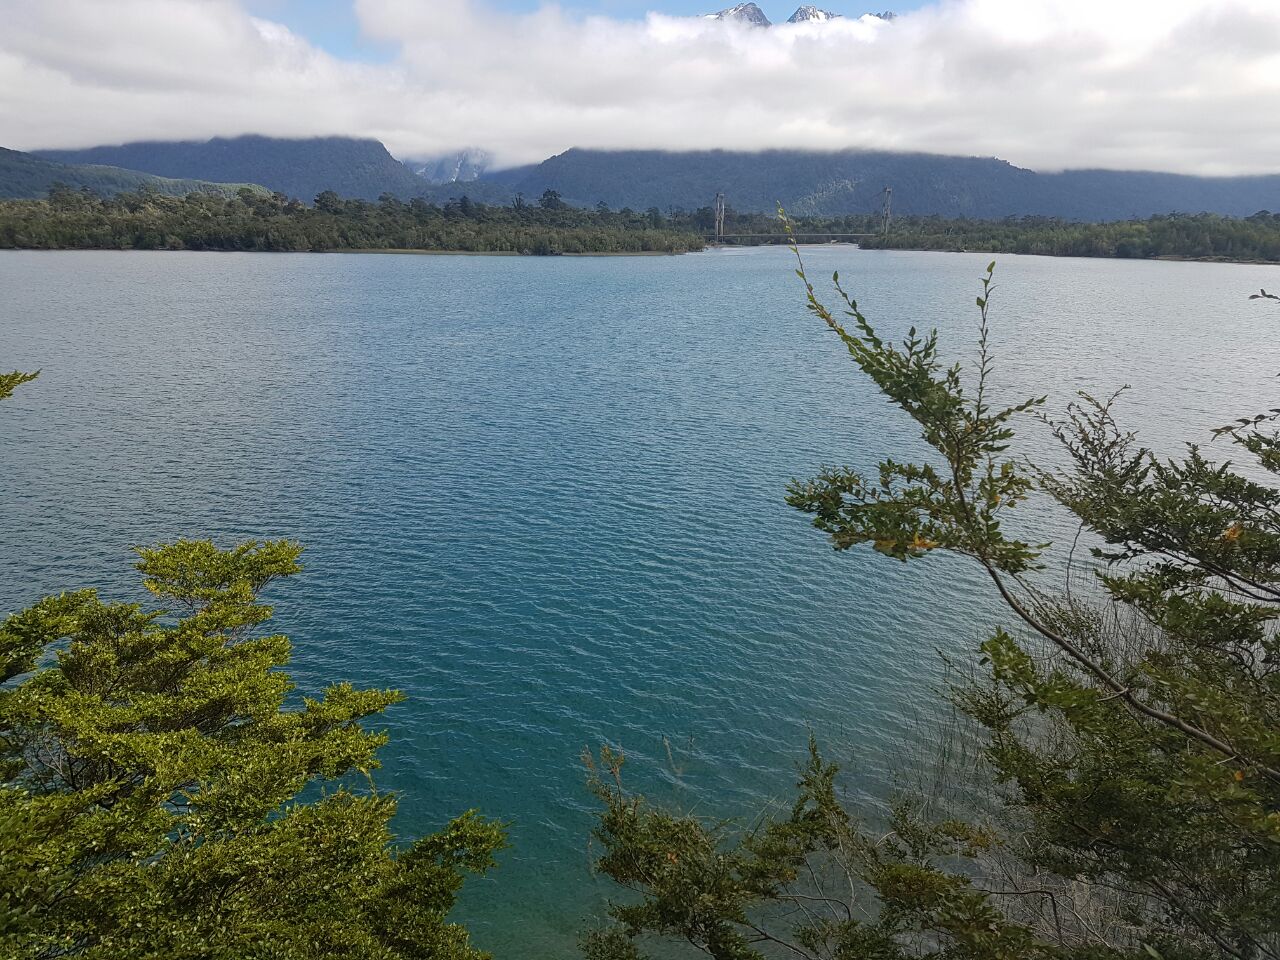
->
[5, 184, 1280, 263]
[859, 211, 1280, 260]
[0, 185, 705, 255]
[692, 208, 1280, 261]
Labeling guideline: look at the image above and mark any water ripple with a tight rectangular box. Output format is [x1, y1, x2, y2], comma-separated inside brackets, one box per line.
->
[1, 248, 1277, 957]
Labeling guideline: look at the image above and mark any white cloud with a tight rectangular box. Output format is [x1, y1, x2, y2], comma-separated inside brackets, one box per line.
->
[2, 0, 1279, 175]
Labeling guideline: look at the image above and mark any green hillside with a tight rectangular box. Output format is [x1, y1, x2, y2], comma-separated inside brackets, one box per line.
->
[0, 147, 264, 200]
[37, 136, 427, 202]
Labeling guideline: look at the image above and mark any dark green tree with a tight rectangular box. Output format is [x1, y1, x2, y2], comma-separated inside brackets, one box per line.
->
[314, 189, 343, 213]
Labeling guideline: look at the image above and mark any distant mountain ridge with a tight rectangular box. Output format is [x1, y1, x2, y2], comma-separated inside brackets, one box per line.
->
[37, 136, 427, 203]
[481, 148, 1280, 220]
[705, 5, 862, 26]
[25, 136, 1280, 220]
[0, 147, 262, 200]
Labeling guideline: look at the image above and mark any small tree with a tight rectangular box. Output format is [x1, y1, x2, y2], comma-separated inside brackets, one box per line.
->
[583, 247, 1280, 959]
[1, 376, 504, 958]
[314, 189, 343, 213]
[786, 253, 1280, 957]
[539, 189, 566, 211]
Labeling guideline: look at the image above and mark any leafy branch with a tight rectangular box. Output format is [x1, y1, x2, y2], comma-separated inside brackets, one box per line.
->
[783, 218, 1280, 783]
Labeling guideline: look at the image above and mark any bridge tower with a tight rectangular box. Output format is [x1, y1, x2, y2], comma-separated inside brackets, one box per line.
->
[881, 186, 893, 235]
[714, 192, 726, 239]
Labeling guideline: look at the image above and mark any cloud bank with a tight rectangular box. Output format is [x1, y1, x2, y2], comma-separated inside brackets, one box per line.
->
[3, 0, 1280, 175]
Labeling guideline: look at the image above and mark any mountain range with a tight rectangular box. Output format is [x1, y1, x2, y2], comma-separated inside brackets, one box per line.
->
[707, 4, 844, 25]
[485, 148, 1280, 220]
[17, 136, 1280, 221]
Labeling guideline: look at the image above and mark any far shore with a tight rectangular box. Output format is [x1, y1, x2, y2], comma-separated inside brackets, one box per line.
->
[0, 247, 697, 257]
[342, 248, 691, 257]
[3, 245, 1276, 266]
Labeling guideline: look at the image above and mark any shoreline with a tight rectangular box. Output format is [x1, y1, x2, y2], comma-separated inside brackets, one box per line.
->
[341, 248, 691, 257]
[0, 246, 697, 257]
[709, 241, 1280, 267]
[3, 245, 1275, 266]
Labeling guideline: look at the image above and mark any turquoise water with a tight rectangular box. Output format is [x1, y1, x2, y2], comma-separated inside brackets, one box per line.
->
[1, 247, 1277, 956]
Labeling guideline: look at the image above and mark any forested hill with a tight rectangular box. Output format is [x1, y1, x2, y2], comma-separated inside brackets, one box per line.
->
[29, 138, 1280, 219]
[37, 136, 429, 203]
[0, 147, 262, 200]
[484, 149, 1280, 220]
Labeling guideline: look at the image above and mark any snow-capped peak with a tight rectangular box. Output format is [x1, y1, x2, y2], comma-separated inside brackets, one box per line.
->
[409, 148, 492, 185]
[704, 3, 772, 27]
[787, 6, 842, 23]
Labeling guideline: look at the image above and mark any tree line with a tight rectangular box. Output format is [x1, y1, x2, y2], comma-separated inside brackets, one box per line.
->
[0, 185, 705, 255]
[697, 208, 1280, 262]
[7, 184, 1280, 263]
[861, 211, 1280, 260]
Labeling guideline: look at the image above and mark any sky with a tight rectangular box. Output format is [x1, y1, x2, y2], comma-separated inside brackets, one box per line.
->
[3, 0, 1280, 176]
[241, 1, 931, 58]
[240, 1, 935, 61]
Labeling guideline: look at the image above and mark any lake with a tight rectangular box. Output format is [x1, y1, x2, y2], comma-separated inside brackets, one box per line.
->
[1, 246, 1276, 957]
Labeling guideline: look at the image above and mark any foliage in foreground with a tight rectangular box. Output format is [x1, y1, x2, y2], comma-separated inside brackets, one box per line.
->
[0, 368, 503, 960]
[0, 539, 504, 959]
[0, 370, 38, 401]
[584, 254, 1279, 959]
